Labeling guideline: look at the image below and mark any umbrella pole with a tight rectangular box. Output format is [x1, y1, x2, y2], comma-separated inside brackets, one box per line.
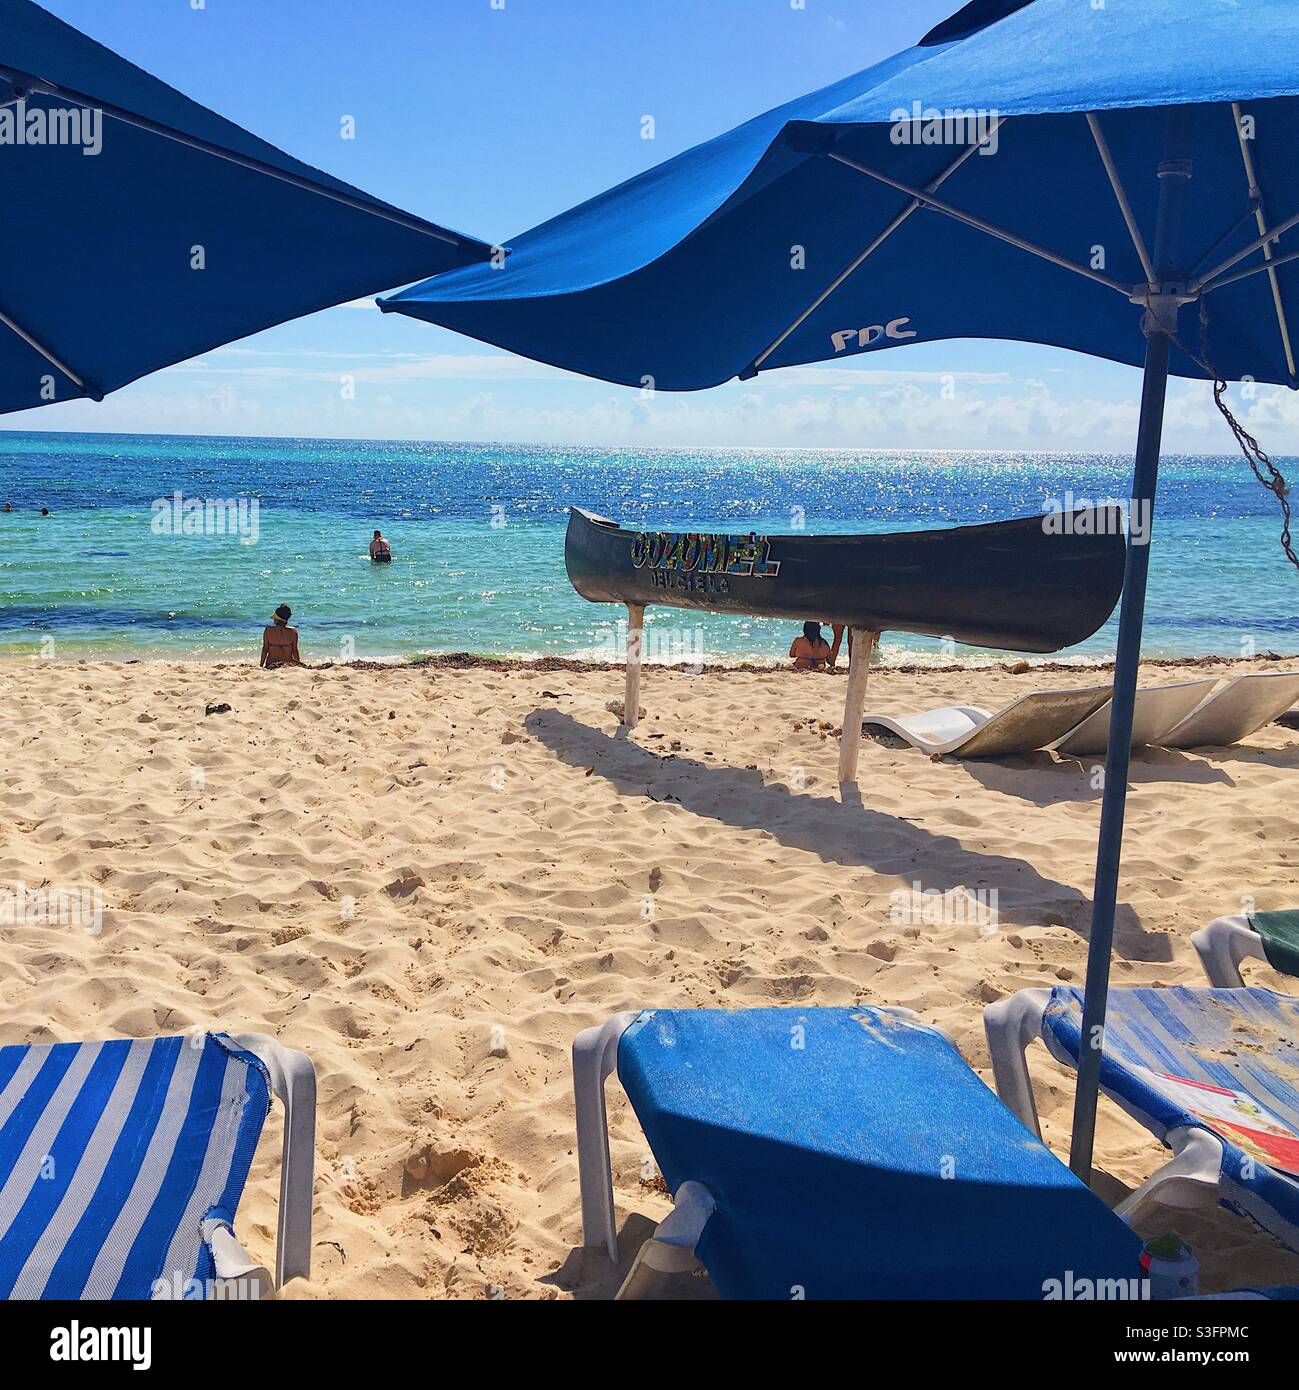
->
[1069, 153, 1192, 1182]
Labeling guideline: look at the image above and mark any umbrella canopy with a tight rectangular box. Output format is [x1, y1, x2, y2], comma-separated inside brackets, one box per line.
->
[383, 0, 1299, 392]
[383, 0, 1299, 1188]
[0, 0, 492, 414]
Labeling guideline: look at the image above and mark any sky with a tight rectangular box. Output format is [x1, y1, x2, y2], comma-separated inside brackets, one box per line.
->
[7, 0, 1299, 454]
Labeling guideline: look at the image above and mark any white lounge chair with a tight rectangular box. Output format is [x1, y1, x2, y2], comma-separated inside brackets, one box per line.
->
[1053, 679, 1218, 757]
[1158, 671, 1299, 750]
[861, 685, 1111, 758]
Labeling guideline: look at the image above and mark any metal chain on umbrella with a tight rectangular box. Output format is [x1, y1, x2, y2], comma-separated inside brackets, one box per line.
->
[1152, 297, 1298, 571]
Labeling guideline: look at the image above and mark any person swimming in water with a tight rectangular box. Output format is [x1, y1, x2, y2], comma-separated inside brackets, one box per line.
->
[789, 621, 833, 671]
[369, 530, 392, 563]
[260, 604, 301, 669]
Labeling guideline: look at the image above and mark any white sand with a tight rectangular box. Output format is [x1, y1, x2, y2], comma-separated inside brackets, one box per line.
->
[2, 653, 1298, 1298]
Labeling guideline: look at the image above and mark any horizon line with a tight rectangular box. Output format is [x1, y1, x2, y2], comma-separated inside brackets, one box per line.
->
[0, 425, 1280, 463]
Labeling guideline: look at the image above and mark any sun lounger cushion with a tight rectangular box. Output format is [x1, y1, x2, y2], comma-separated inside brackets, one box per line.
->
[617, 1006, 1142, 1299]
[1038, 987, 1299, 1250]
[1250, 910, 1299, 980]
[0, 1033, 270, 1299]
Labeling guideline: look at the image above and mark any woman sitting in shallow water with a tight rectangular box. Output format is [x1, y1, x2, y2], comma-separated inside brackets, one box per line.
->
[788, 621, 833, 671]
[260, 604, 301, 669]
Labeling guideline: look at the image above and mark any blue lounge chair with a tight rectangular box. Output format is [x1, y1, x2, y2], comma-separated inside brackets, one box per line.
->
[985, 986, 1299, 1254]
[573, 1006, 1143, 1299]
[0, 1031, 314, 1300]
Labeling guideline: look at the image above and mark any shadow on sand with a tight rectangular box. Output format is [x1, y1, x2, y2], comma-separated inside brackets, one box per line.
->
[525, 708, 1167, 961]
[541, 1215, 718, 1300]
[960, 747, 1235, 808]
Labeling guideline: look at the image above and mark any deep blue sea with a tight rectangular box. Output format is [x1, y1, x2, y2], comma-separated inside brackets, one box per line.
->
[1, 430, 1296, 665]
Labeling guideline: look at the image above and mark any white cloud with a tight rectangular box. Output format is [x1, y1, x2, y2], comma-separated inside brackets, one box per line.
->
[7, 354, 1298, 456]
[170, 350, 583, 384]
[167, 348, 1012, 390]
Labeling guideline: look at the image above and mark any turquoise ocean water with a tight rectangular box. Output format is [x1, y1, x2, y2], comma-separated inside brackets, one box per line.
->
[0, 430, 1296, 666]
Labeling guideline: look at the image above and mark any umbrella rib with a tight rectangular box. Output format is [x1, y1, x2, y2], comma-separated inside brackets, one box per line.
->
[1085, 113, 1156, 288]
[1229, 102, 1296, 380]
[0, 65, 474, 250]
[0, 303, 97, 398]
[1196, 206, 1299, 291]
[1202, 244, 1299, 294]
[742, 124, 1002, 377]
[1188, 206, 1258, 281]
[827, 150, 1130, 296]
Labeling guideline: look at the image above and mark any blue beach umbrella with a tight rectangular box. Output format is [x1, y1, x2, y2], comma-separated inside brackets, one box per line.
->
[383, 0, 1299, 1180]
[0, 0, 492, 414]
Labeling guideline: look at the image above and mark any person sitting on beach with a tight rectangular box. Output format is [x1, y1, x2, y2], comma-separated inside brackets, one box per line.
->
[789, 621, 833, 671]
[260, 604, 301, 669]
[369, 530, 392, 563]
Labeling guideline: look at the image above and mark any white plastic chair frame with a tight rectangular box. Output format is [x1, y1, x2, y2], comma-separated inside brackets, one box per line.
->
[228, 1032, 317, 1292]
[983, 990, 1223, 1222]
[1191, 915, 1272, 989]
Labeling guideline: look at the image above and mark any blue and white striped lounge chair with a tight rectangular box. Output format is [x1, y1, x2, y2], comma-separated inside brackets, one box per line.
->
[0, 1031, 314, 1300]
[573, 1006, 1143, 1299]
[985, 986, 1299, 1253]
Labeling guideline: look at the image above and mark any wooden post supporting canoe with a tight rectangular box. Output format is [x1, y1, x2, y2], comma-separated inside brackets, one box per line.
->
[623, 603, 645, 729]
[837, 628, 878, 784]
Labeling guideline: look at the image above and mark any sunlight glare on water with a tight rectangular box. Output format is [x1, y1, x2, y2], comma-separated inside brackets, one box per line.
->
[0, 432, 1294, 667]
